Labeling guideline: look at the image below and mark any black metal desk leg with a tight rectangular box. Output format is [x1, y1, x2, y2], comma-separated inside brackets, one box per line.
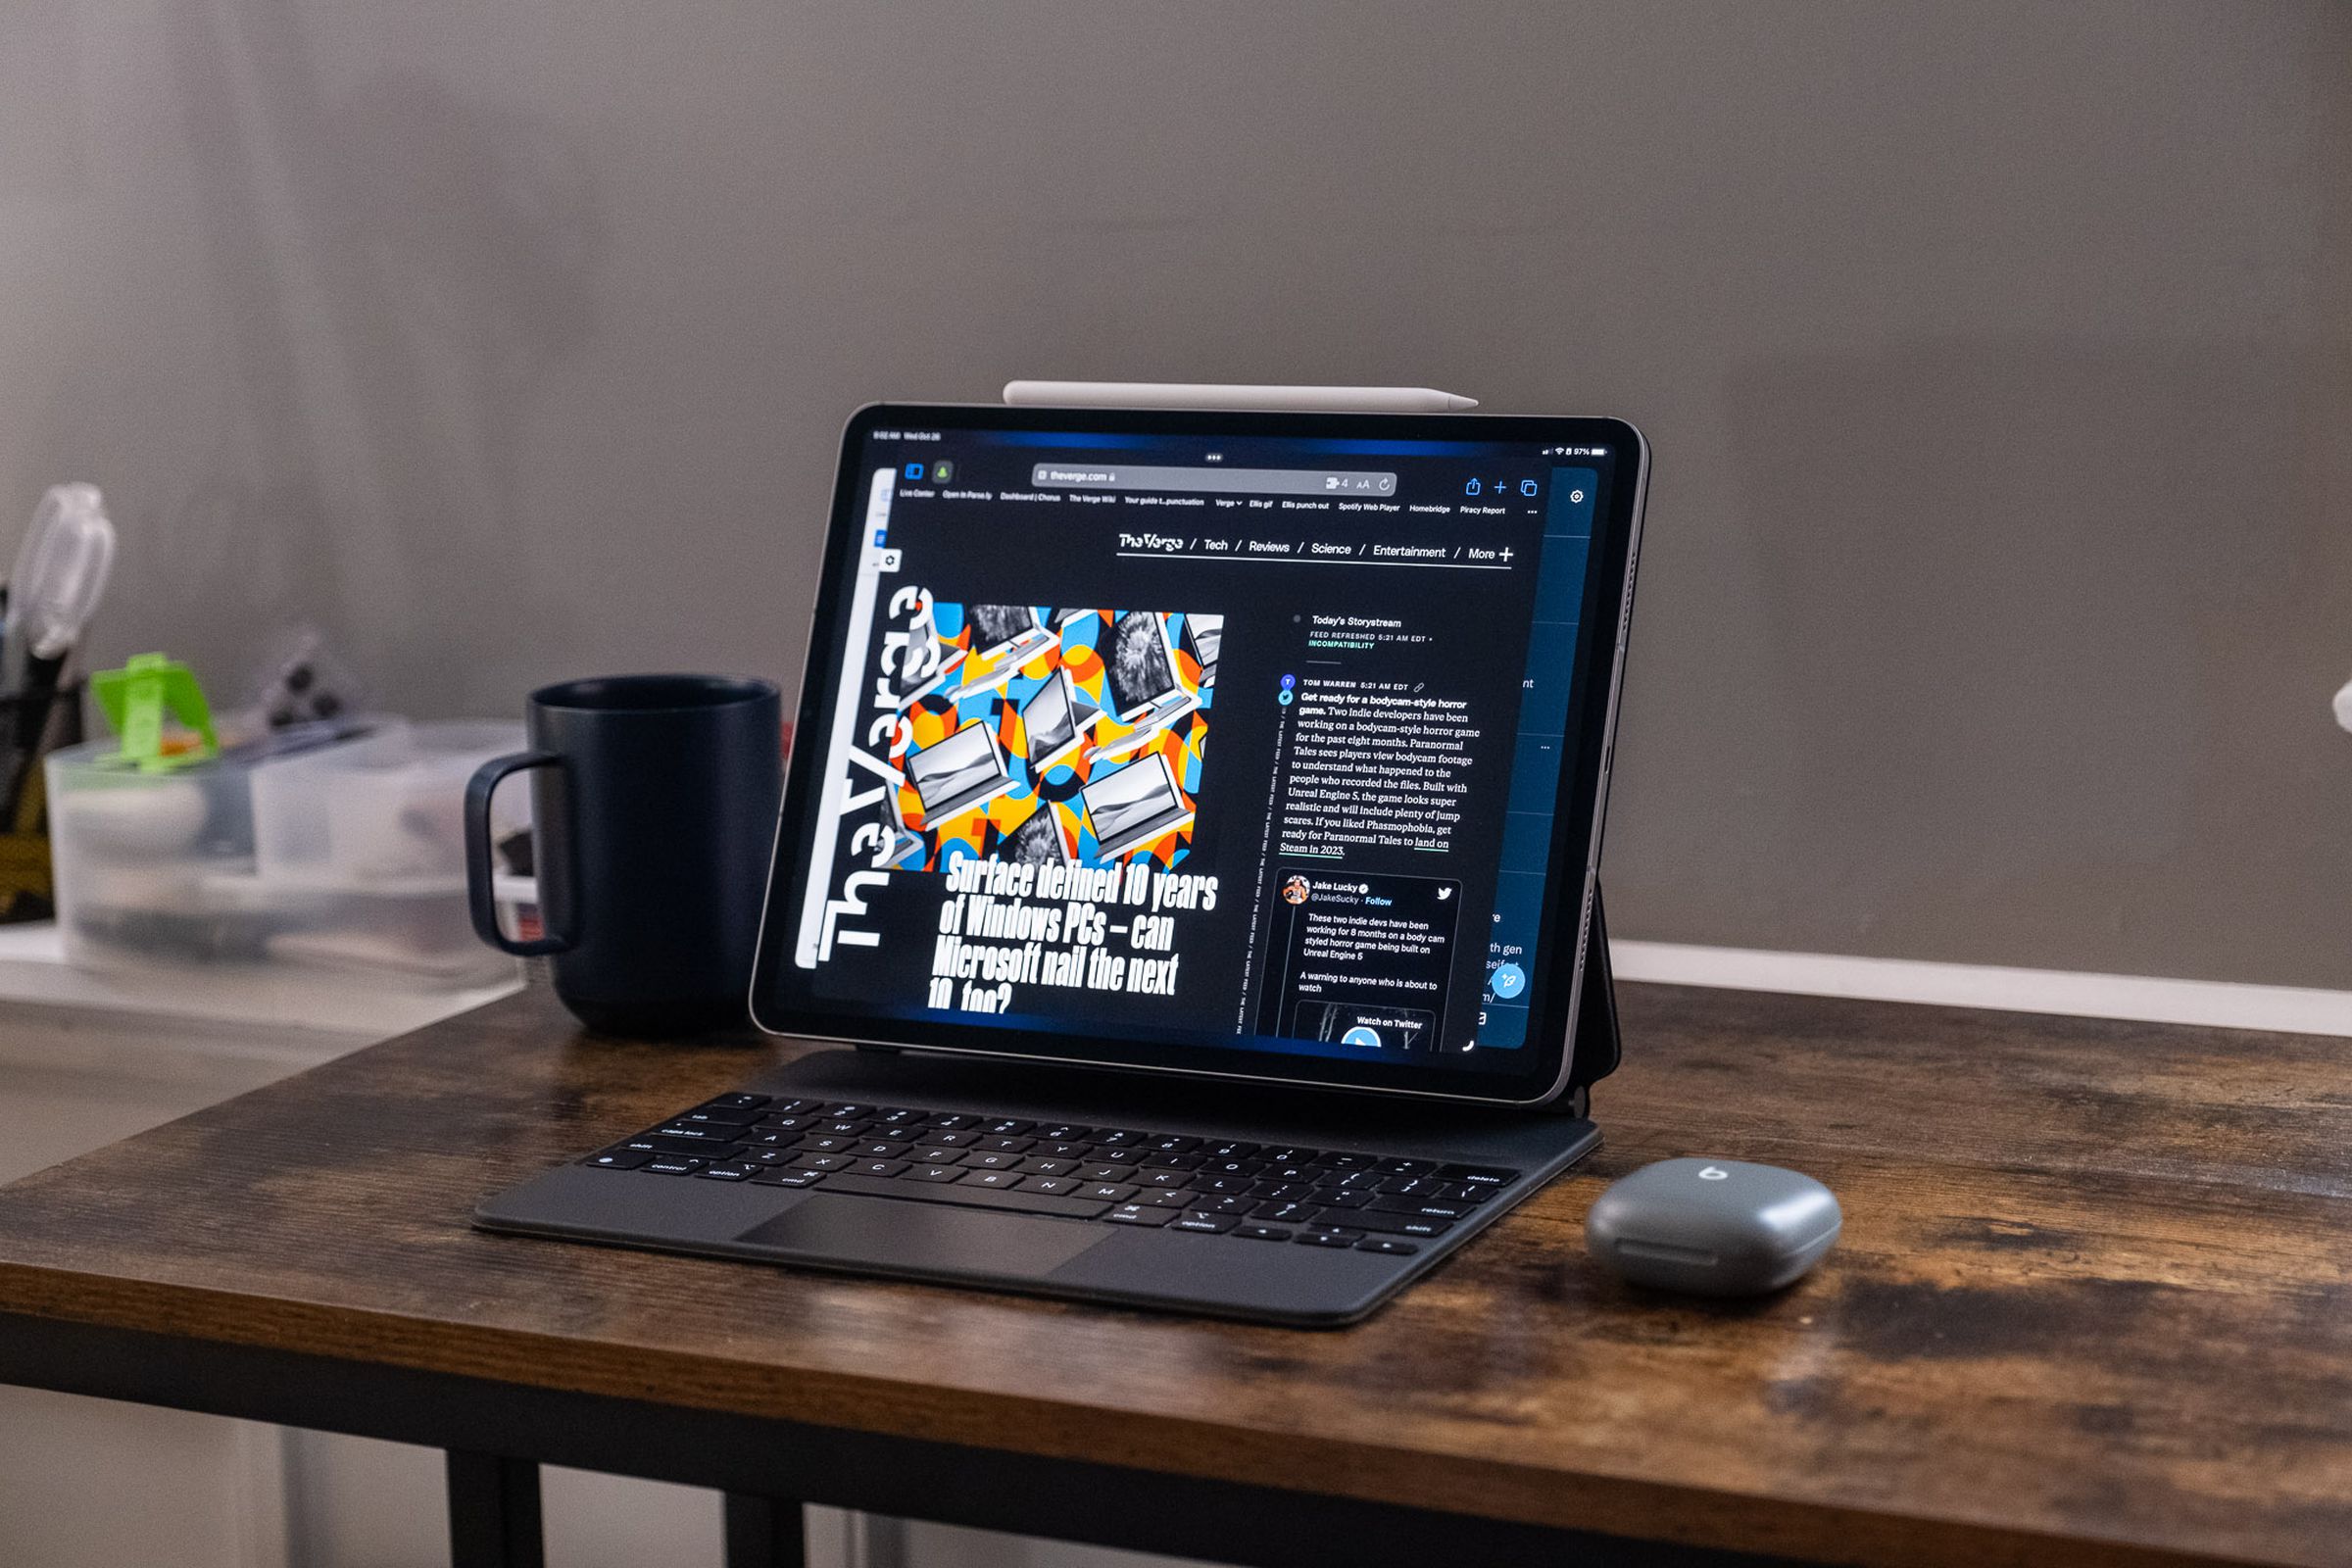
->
[723, 1494, 808, 1568]
[446, 1451, 545, 1568]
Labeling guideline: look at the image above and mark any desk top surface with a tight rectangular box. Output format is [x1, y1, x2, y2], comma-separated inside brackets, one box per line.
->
[0, 980, 2346, 1568]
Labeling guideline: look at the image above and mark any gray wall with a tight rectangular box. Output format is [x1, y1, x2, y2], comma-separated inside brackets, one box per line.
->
[4, 1, 2347, 986]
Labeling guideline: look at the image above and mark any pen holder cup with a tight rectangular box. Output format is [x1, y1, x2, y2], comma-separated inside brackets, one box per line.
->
[0, 682, 86, 922]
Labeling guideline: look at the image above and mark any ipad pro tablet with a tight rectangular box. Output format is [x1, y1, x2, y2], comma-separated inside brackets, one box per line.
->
[751, 404, 1646, 1107]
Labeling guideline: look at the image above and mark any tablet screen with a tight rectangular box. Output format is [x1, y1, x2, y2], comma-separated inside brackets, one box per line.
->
[753, 404, 1643, 1104]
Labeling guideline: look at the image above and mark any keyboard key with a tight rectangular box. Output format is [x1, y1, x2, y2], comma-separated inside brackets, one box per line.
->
[1437, 1163, 1519, 1189]
[1262, 1147, 1321, 1163]
[680, 1104, 766, 1126]
[853, 1159, 910, 1179]
[1349, 1210, 1453, 1238]
[769, 1099, 823, 1115]
[1373, 1198, 1475, 1220]
[908, 1165, 965, 1183]
[1144, 1135, 1200, 1153]
[754, 1115, 816, 1134]
[1026, 1177, 1081, 1196]
[817, 1172, 1109, 1219]
[1199, 1158, 1264, 1178]
[1104, 1203, 1172, 1227]
[1203, 1141, 1261, 1159]
[966, 1170, 1024, 1190]
[750, 1168, 825, 1188]
[740, 1131, 804, 1150]
[1302, 1224, 1364, 1241]
[643, 1156, 705, 1176]
[1142, 1170, 1192, 1189]
[795, 1152, 855, 1171]
[744, 1149, 797, 1166]
[1375, 1157, 1438, 1176]
[1251, 1200, 1318, 1225]
[873, 1108, 929, 1127]
[821, 1103, 879, 1117]
[1252, 1182, 1315, 1201]
[1309, 1189, 1372, 1208]
[1356, 1238, 1420, 1255]
[702, 1093, 770, 1111]
[1378, 1176, 1442, 1197]
[1202, 1196, 1256, 1215]
[966, 1151, 1025, 1170]
[1140, 1152, 1203, 1172]
[983, 1118, 1036, 1136]
[584, 1150, 651, 1170]
[1036, 1124, 1094, 1141]
[699, 1163, 758, 1181]
[1169, 1212, 1236, 1234]
[626, 1135, 737, 1158]
[1198, 1176, 1259, 1196]
[1264, 1162, 1319, 1183]
[908, 1147, 967, 1165]
[924, 1130, 981, 1147]
[1079, 1183, 1139, 1202]
[1078, 1162, 1138, 1183]
[1315, 1152, 1377, 1170]
[1020, 1158, 1077, 1177]
[1431, 1181, 1493, 1203]
[817, 1119, 871, 1138]
[854, 1142, 912, 1159]
[1295, 1231, 1356, 1249]
[650, 1123, 742, 1144]
[1132, 1188, 1190, 1207]
[923, 1113, 980, 1130]
[979, 1135, 1036, 1153]
[799, 1135, 858, 1153]
[1329, 1169, 1383, 1190]
[1093, 1129, 1146, 1147]
[1234, 1224, 1292, 1242]
[1036, 1142, 1093, 1159]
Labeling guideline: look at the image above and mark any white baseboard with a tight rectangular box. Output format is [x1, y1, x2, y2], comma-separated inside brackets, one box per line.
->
[1611, 940, 2352, 1038]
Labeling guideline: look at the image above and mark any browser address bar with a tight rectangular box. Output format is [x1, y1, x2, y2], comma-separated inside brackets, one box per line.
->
[1031, 464, 1397, 498]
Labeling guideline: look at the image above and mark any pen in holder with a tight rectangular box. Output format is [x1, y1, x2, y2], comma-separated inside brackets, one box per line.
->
[0, 680, 86, 921]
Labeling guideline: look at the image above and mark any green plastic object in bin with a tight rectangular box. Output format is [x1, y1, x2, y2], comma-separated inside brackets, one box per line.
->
[91, 653, 219, 772]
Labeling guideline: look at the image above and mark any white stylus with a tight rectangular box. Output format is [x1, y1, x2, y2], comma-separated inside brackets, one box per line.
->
[1003, 381, 1478, 414]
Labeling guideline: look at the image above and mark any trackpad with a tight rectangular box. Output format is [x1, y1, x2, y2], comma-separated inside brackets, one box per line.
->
[737, 1196, 1108, 1278]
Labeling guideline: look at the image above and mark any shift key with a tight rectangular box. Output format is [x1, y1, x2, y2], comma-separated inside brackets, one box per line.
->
[625, 1134, 741, 1156]
[1348, 1209, 1454, 1238]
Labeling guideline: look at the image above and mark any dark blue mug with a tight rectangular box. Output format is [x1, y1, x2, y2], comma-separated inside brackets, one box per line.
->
[465, 674, 783, 1036]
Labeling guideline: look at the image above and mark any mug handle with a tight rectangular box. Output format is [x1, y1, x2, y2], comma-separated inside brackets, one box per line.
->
[466, 751, 580, 956]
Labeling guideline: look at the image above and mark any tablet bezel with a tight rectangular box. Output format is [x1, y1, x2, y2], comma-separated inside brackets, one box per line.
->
[749, 402, 1646, 1107]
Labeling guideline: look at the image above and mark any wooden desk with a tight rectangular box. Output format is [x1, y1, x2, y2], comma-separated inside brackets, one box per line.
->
[0, 980, 2345, 1568]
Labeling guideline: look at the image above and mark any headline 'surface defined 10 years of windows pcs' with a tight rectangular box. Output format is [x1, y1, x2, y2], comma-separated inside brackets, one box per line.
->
[479, 403, 1649, 1324]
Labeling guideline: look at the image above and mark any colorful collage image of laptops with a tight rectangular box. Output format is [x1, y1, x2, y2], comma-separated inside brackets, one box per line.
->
[893, 604, 1215, 873]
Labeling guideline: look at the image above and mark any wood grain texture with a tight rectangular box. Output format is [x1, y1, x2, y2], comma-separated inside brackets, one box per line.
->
[0, 980, 2348, 1568]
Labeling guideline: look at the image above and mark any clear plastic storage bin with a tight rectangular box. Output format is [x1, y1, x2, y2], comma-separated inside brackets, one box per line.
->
[46, 719, 524, 990]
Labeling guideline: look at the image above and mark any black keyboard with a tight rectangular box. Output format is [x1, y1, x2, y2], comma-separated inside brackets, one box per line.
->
[583, 1092, 1523, 1258]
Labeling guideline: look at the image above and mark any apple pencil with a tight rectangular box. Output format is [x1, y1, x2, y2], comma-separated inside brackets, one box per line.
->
[1003, 381, 1478, 414]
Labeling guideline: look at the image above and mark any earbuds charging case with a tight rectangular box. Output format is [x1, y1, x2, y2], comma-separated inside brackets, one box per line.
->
[1586, 1157, 1842, 1296]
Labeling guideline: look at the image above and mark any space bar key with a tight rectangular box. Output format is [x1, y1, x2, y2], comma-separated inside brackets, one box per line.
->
[817, 1173, 1111, 1219]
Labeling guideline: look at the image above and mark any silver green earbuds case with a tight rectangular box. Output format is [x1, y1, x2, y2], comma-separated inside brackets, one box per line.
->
[1586, 1157, 1841, 1296]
